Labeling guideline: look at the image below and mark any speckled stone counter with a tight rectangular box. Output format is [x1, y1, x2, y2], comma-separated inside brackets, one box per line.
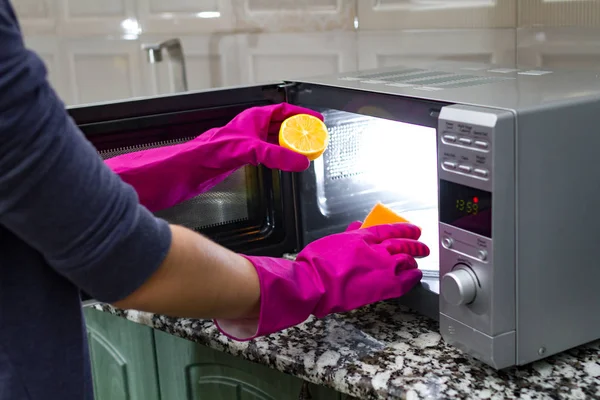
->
[91, 299, 600, 400]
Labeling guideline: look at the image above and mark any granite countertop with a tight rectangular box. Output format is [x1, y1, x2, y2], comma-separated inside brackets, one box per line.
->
[92, 299, 600, 400]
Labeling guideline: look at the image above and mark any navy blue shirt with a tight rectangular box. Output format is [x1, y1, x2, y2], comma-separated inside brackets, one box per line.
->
[0, 1, 172, 398]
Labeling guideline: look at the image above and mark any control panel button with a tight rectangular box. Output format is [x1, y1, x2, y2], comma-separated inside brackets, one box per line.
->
[477, 250, 488, 261]
[443, 161, 457, 170]
[442, 237, 454, 248]
[458, 164, 472, 173]
[473, 168, 488, 177]
[441, 266, 478, 306]
[443, 134, 457, 143]
[458, 137, 472, 146]
[474, 140, 489, 149]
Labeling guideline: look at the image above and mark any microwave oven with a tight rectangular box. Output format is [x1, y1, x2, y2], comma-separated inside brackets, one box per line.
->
[70, 62, 600, 370]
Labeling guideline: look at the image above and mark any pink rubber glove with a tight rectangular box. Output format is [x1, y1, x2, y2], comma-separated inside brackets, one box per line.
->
[104, 103, 322, 212]
[215, 222, 429, 341]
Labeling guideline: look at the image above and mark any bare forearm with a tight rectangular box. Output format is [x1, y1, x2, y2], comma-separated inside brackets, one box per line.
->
[113, 224, 260, 320]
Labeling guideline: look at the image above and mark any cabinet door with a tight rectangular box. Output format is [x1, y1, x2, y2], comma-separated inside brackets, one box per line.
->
[518, 0, 600, 28]
[358, 29, 515, 70]
[83, 309, 161, 400]
[11, 0, 56, 36]
[236, 32, 357, 85]
[136, 0, 235, 34]
[231, 0, 355, 33]
[357, 0, 516, 30]
[22, 36, 72, 104]
[56, 0, 137, 37]
[517, 28, 600, 71]
[61, 36, 150, 106]
[154, 330, 341, 400]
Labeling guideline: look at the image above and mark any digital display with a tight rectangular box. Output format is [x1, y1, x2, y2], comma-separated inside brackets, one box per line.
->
[439, 179, 492, 238]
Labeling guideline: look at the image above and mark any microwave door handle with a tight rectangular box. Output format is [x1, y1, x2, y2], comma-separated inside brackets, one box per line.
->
[142, 38, 189, 93]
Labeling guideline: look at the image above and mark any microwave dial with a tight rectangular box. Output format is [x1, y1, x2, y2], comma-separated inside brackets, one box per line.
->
[441, 265, 478, 306]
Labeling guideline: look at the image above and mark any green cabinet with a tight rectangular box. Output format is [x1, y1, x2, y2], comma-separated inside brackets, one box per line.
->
[83, 309, 342, 400]
[83, 308, 161, 400]
[153, 330, 341, 400]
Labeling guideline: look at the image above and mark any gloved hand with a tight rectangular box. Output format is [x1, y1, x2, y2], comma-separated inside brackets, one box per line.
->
[104, 103, 322, 212]
[214, 222, 429, 341]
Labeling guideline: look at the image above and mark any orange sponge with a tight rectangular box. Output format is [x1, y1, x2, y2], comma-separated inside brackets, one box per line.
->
[360, 202, 410, 229]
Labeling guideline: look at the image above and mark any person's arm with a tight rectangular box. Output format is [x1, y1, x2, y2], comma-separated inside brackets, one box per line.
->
[0, 0, 259, 320]
[113, 225, 260, 319]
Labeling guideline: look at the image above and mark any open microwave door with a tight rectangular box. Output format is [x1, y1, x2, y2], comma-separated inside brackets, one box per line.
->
[72, 77, 442, 318]
[69, 83, 299, 258]
[283, 74, 452, 321]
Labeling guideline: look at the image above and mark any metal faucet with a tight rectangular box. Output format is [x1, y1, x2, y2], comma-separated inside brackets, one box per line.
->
[142, 38, 188, 93]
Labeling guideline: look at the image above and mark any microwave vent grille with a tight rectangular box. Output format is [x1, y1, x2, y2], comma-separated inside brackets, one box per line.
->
[99, 138, 250, 230]
[340, 67, 514, 90]
[325, 119, 370, 181]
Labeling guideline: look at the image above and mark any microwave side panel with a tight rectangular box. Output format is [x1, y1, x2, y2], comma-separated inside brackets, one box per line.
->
[515, 97, 600, 365]
[69, 84, 301, 259]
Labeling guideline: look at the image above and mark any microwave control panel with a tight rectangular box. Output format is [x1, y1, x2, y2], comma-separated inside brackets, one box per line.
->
[437, 105, 494, 256]
[438, 117, 493, 192]
[437, 104, 496, 327]
[435, 104, 516, 370]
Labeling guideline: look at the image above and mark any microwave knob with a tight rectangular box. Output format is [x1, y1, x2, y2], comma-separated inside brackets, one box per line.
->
[442, 237, 454, 248]
[441, 266, 478, 306]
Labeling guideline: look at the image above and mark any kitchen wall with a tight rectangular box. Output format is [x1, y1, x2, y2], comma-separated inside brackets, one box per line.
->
[13, 0, 600, 106]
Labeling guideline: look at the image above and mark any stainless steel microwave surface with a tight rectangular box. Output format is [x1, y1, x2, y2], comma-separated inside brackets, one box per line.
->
[69, 61, 600, 372]
[302, 61, 600, 110]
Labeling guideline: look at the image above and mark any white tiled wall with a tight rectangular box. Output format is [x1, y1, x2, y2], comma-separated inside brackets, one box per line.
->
[12, 0, 600, 106]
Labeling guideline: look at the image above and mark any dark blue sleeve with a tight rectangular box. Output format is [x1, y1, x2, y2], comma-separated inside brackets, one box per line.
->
[0, 0, 172, 303]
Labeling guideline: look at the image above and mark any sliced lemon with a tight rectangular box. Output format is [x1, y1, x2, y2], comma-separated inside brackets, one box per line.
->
[279, 114, 329, 161]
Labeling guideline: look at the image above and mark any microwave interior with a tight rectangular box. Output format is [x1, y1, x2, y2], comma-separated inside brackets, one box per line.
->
[297, 107, 440, 272]
[73, 84, 446, 311]
[76, 92, 300, 258]
[294, 103, 443, 319]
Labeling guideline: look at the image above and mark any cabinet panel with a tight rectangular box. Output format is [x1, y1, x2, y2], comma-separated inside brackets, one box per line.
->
[357, 0, 516, 30]
[517, 28, 600, 71]
[62, 37, 149, 105]
[56, 0, 138, 36]
[154, 330, 341, 400]
[135, 0, 235, 34]
[23, 36, 71, 104]
[83, 309, 160, 400]
[66, 0, 126, 17]
[12, 0, 56, 35]
[231, 0, 356, 32]
[358, 29, 515, 70]
[518, 0, 600, 28]
[236, 32, 357, 85]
